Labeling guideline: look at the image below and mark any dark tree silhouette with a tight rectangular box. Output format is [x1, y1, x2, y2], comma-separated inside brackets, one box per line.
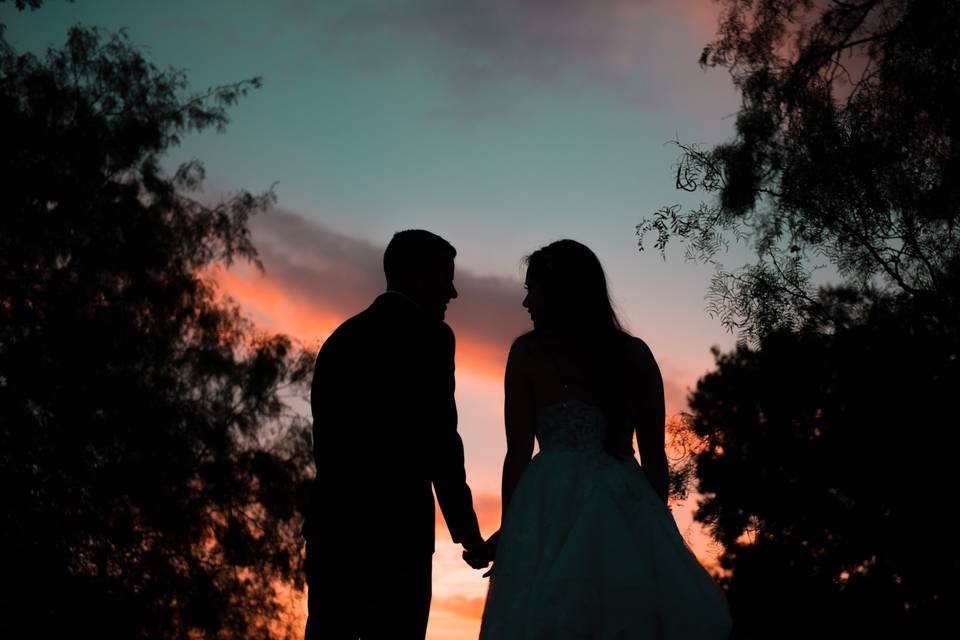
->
[638, 0, 960, 338]
[0, 24, 313, 639]
[638, 2, 960, 636]
[685, 287, 958, 638]
[1, 0, 49, 11]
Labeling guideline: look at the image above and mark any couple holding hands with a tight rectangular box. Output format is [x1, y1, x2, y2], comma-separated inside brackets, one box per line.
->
[303, 230, 732, 640]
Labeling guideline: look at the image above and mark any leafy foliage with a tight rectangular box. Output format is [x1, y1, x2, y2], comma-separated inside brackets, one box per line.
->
[0, 25, 313, 638]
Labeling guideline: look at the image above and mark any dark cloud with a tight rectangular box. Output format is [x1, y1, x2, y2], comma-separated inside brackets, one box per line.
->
[244, 210, 691, 412]
[286, 0, 723, 118]
[326, 0, 662, 82]
[248, 209, 531, 353]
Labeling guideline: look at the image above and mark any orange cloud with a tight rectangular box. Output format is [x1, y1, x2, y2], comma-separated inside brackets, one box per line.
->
[455, 337, 509, 382]
[427, 605, 483, 640]
[431, 594, 487, 620]
[211, 210, 529, 378]
[210, 263, 343, 346]
[213, 259, 516, 377]
[473, 493, 502, 537]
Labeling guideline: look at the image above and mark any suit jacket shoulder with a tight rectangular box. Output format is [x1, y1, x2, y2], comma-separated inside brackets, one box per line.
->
[436, 321, 455, 355]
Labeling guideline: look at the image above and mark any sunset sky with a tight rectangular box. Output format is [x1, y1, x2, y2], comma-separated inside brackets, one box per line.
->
[6, 1, 747, 637]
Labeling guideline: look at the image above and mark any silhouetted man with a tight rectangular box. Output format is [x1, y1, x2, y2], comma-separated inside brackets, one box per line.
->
[304, 230, 488, 639]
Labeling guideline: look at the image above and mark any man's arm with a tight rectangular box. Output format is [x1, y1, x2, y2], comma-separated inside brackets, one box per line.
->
[306, 327, 354, 539]
[310, 332, 343, 473]
[304, 335, 335, 540]
[429, 325, 484, 551]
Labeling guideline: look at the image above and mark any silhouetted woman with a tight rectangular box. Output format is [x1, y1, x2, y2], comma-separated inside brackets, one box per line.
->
[478, 239, 732, 639]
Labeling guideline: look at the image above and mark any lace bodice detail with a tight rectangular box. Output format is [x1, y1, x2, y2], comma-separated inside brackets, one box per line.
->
[535, 398, 607, 453]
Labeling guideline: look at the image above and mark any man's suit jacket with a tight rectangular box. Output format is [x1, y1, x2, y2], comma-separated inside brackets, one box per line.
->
[307, 292, 482, 555]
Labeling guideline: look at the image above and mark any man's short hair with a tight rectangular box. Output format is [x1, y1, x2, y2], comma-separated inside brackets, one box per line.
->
[383, 229, 456, 283]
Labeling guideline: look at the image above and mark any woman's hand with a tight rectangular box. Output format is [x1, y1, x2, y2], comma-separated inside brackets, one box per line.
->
[462, 534, 493, 570]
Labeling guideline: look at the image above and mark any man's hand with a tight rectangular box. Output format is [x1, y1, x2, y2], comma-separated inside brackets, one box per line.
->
[461, 534, 490, 569]
[462, 544, 490, 570]
[461, 531, 500, 570]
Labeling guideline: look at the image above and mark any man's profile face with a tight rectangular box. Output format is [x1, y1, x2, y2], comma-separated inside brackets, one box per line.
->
[408, 256, 457, 321]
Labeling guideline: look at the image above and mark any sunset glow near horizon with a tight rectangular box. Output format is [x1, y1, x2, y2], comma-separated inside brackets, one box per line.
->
[5, 1, 745, 637]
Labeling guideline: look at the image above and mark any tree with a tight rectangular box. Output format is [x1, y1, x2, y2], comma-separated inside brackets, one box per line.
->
[685, 288, 958, 638]
[0, 24, 313, 638]
[1, 0, 50, 11]
[638, 2, 960, 635]
[638, 0, 960, 338]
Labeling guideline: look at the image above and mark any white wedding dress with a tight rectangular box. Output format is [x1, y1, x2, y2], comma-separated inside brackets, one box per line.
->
[479, 398, 733, 639]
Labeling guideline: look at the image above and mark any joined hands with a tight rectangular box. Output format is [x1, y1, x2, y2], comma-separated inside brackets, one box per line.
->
[461, 531, 500, 573]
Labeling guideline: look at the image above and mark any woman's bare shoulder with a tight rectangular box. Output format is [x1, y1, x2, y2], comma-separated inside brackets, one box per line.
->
[623, 334, 660, 375]
[507, 331, 539, 368]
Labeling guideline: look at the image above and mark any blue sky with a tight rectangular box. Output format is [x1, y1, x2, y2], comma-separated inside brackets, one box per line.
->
[3, 0, 749, 373]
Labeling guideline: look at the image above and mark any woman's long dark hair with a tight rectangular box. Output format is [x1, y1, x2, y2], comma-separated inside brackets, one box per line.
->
[524, 239, 634, 457]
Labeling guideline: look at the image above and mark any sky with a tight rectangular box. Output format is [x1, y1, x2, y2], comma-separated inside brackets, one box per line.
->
[4, 1, 746, 637]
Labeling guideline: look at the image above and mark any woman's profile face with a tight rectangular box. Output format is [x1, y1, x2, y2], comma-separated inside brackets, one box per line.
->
[522, 277, 550, 327]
